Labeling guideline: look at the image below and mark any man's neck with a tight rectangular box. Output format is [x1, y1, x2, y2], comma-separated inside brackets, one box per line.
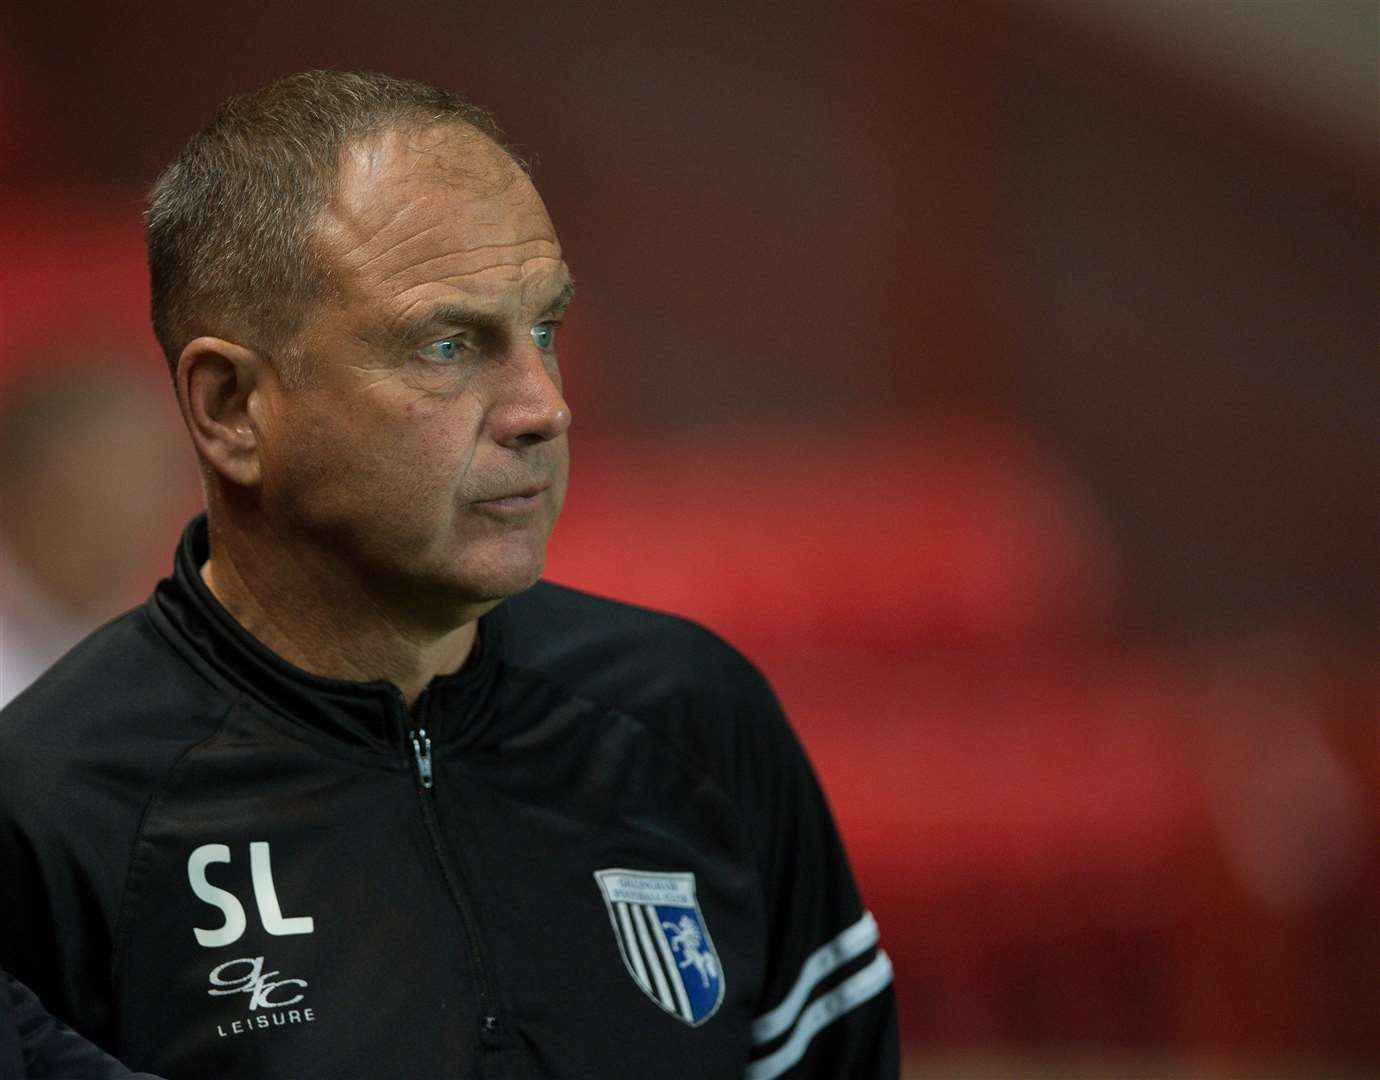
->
[200, 520, 480, 709]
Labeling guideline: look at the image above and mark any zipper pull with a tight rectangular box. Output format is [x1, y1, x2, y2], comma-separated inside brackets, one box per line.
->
[410, 728, 434, 789]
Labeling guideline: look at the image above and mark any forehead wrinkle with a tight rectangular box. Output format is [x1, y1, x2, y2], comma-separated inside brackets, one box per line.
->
[326, 142, 518, 261]
[314, 193, 445, 300]
[339, 219, 454, 278]
[373, 239, 561, 291]
[429, 253, 563, 291]
[386, 263, 570, 346]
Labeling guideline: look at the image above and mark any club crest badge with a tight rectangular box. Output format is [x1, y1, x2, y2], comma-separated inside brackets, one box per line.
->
[594, 868, 725, 1026]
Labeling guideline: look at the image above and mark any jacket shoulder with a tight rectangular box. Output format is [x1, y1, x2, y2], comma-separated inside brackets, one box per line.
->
[3, 602, 221, 731]
[499, 581, 794, 804]
[501, 580, 770, 709]
[0, 603, 231, 822]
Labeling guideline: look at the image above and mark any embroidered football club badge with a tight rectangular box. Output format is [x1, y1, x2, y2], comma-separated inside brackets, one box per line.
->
[594, 868, 725, 1026]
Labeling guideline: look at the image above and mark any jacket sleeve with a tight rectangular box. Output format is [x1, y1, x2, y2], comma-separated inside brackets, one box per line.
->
[0, 721, 124, 1050]
[2, 969, 164, 1079]
[731, 669, 899, 1080]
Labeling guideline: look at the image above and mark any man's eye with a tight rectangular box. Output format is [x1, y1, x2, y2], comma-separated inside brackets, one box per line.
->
[530, 321, 559, 353]
[417, 338, 463, 363]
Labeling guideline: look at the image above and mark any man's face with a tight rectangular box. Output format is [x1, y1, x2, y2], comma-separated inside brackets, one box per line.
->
[253, 124, 573, 617]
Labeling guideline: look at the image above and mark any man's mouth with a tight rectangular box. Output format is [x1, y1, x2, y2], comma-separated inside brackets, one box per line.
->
[471, 483, 549, 513]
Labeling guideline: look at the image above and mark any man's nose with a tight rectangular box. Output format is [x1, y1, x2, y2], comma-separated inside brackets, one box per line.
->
[487, 344, 573, 449]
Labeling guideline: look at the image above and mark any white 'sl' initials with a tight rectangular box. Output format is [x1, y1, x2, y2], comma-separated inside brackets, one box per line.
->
[189, 841, 316, 947]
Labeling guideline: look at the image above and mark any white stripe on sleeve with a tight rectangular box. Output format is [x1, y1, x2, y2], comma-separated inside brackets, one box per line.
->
[750, 910, 880, 1045]
[743, 950, 893, 1080]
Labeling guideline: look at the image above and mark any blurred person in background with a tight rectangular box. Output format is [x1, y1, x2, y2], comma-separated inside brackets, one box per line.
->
[0, 368, 188, 707]
[0, 70, 897, 1079]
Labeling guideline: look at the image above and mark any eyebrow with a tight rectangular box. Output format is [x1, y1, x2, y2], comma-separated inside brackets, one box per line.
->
[387, 277, 575, 350]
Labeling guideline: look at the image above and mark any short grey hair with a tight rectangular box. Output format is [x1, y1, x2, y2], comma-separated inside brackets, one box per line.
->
[146, 69, 526, 381]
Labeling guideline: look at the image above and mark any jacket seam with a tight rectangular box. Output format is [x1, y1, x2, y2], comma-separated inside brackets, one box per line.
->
[502, 660, 752, 848]
[502, 658, 778, 1006]
[108, 692, 243, 987]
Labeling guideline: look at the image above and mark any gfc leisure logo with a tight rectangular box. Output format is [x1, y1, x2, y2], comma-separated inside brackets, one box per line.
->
[208, 956, 318, 1038]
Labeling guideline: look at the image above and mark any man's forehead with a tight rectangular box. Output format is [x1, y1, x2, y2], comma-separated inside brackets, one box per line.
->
[320, 126, 540, 276]
[333, 123, 521, 218]
[314, 121, 561, 316]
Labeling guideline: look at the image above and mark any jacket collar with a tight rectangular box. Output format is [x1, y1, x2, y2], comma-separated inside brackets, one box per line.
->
[152, 514, 507, 753]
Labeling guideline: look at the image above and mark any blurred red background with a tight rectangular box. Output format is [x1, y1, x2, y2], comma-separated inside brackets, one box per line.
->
[1, 2, 1375, 1075]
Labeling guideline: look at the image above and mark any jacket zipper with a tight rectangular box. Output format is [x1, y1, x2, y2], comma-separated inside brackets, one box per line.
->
[399, 695, 503, 1048]
[410, 728, 434, 788]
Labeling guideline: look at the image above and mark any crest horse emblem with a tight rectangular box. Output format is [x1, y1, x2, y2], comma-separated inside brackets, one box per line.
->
[594, 869, 725, 1026]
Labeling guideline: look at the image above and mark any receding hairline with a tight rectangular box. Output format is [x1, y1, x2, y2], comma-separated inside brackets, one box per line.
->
[146, 69, 534, 378]
[324, 119, 530, 223]
[298, 119, 551, 324]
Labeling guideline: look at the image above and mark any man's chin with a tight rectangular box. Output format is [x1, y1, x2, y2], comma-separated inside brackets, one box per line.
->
[443, 541, 548, 605]
[378, 532, 550, 626]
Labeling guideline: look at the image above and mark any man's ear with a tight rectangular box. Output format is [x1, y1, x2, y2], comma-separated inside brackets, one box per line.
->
[177, 337, 274, 487]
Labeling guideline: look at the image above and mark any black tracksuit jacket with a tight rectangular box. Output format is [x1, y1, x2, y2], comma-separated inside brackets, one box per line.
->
[0, 516, 898, 1078]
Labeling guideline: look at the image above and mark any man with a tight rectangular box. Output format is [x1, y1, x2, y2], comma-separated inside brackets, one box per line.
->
[0, 70, 897, 1078]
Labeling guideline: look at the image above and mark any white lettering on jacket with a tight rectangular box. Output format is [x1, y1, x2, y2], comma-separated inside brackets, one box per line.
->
[188, 842, 316, 947]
